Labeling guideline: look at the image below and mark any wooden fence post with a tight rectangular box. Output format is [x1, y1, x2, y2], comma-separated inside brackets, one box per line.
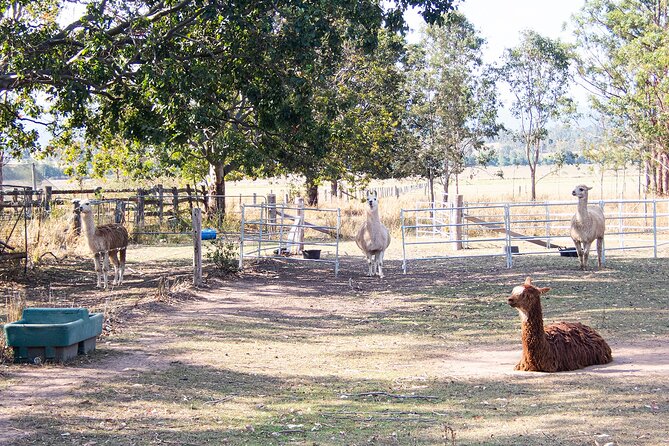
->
[115, 200, 126, 224]
[295, 197, 305, 253]
[186, 184, 193, 213]
[267, 194, 276, 233]
[450, 194, 463, 251]
[201, 185, 209, 214]
[72, 200, 81, 235]
[157, 184, 164, 224]
[192, 207, 203, 287]
[172, 187, 179, 217]
[43, 186, 52, 213]
[135, 188, 145, 243]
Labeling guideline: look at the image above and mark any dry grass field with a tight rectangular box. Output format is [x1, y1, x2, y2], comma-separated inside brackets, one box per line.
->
[1, 164, 668, 445]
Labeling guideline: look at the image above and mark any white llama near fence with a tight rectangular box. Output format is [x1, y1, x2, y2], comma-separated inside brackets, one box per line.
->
[78, 200, 129, 289]
[355, 190, 391, 278]
[570, 184, 606, 270]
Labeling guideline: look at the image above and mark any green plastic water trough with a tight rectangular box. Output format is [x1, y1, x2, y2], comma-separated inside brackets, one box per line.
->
[3, 308, 104, 363]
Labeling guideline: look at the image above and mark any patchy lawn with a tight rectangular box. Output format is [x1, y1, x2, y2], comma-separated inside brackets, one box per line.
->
[1, 247, 668, 445]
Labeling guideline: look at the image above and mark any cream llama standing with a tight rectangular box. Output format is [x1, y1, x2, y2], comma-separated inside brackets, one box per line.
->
[570, 184, 606, 270]
[78, 200, 129, 289]
[355, 191, 391, 278]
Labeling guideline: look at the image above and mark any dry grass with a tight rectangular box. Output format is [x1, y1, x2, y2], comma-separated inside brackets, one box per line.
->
[0, 288, 26, 362]
[1, 165, 667, 445]
[1, 254, 667, 445]
[25, 208, 87, 265]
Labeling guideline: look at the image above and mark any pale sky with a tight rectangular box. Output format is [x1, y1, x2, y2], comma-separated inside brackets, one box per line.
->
[406, 0, 590, 128]
[407, 0, 585, 59]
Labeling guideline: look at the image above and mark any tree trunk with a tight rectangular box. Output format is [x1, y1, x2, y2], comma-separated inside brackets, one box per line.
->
[0, 151, 4, 191]
[428, 171, 435, 205]
[529, 164, 536, 201]
[330, 180, 338, 197]
[209, 161, 227, 217]
[660, 151, 669, 195]
[306, 177, 318, 206]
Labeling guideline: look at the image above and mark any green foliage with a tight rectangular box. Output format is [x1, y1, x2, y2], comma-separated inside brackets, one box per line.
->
[497, 30, 574, 199]
[573, 0, 669, 194]
[1, 0, 458, 198]
[403, 12, 501, 196]
[206, 238, 239, 274]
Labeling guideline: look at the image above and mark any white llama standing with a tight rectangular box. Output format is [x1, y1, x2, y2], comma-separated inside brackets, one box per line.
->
[355, 191, 391, 278]
[570, 184, 606, 270]
[78, 200, 129, 289]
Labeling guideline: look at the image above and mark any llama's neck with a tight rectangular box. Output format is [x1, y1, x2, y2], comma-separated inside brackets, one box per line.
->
[80, 212, 96, 240]
[520, 305, 550, 360]
[575, 197, 591, 223]
[367, 208, 381, 224]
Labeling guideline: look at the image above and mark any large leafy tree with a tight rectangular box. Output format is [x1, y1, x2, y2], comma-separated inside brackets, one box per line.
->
[573, 0, 669, 195]
[291, 30, 414, 205]
[404, 12, 500, 202]
[1, 0, 458, 198]
[497, 30, 574, 201]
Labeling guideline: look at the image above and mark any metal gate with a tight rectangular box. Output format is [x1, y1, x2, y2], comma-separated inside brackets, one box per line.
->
[239, 202, 341, 274]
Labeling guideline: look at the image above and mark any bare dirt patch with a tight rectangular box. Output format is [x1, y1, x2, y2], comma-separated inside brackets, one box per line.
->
[1, 249, 668, 445]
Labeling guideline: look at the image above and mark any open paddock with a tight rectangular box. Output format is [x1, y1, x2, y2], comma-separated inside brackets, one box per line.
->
[1, 243, 668, 445]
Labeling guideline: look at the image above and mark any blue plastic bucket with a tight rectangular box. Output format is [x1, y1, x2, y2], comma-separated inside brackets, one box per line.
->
[201, 228, 217, 240]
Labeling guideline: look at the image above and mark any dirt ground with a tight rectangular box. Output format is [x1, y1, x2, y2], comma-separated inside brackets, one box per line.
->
[1, 247, 668, 445]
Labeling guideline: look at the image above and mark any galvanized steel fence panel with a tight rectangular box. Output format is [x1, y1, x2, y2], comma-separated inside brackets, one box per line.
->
[240, 203, 341, 275]
[401, 199, 669, 273]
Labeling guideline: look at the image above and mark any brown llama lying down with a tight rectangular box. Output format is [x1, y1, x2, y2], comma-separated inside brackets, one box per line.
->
[507, 277, 612, 372]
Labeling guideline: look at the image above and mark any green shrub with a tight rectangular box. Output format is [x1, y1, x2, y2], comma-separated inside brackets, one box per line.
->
[206, 238, 239, 274]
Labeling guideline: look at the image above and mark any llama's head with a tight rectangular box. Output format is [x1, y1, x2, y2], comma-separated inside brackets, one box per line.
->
[508, 277, 551, 321]
[572, 184, 592, 200]
[365, 190, 379, 211]
[77, 200, 94, 215]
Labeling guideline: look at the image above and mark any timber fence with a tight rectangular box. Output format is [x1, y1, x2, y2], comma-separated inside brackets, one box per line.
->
[0, 186, 31, 270]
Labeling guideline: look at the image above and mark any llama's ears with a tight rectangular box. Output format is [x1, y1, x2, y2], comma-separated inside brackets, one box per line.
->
[524, 277, 550, 294]
[586, 186, 593, 191]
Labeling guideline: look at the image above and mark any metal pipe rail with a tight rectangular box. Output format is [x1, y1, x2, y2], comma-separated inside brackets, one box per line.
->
[239, 203, 341, 275]
[401, 199, 669, 273]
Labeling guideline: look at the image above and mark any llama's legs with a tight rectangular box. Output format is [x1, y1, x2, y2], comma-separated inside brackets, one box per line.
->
[94, 253, 103, 288]
[102, 252, 110, 289]
[377, 251, 386, 278]
[370, 253, 378, 276]
[109, 251, 120, 285]
[573, 240, 585, 270]
[118, 248, 126, 285]
[582, 241, 593, 270]
[366, 253, 374, 276]
[596, 237, 604, 268]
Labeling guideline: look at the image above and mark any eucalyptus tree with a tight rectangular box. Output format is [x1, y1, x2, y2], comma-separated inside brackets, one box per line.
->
[405, 12, 501, 202]
[573, 0, 669, 195]
[497, 30, 574, 200]
[1, 0, 458, 202]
